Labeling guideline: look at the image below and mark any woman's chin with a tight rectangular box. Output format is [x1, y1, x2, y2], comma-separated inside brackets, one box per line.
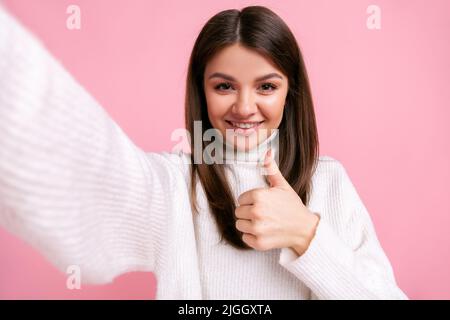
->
[222, 127, 273, 152]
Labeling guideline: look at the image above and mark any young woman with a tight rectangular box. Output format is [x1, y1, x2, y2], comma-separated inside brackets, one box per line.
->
[0, 5, 407, 299]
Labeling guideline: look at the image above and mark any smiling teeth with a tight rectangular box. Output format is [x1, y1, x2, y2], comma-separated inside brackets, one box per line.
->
[231, 122, 259, 129]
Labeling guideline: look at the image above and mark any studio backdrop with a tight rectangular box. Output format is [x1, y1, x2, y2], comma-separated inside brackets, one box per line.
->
[0, 0, 449, 299]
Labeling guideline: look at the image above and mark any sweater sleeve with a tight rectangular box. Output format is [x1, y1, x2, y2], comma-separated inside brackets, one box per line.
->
[278, 159, 408, 300]
[0, 6, 178, 284]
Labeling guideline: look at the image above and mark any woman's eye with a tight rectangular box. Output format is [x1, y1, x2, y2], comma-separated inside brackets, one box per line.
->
[214, 82, 277, 93]
[259, 83, 277, 92]
[214, 83, 233, 91]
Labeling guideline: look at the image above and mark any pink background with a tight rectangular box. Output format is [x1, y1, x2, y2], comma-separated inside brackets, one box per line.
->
[0, 0, 449, 299]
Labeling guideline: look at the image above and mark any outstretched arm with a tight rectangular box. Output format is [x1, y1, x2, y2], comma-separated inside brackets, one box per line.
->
[0, 5, 178, 284]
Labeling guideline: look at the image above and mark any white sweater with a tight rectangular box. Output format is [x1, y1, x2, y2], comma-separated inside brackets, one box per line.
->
[0, 6, 408, 300]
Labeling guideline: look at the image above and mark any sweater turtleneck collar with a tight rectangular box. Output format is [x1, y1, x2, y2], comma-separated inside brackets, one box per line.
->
[220, 129, 280, 166]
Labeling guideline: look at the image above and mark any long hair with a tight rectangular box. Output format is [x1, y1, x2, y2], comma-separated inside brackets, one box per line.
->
[185, 5, 319, 249]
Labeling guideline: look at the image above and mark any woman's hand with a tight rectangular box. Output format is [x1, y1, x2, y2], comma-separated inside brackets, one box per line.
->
[235, 149, 320, 256]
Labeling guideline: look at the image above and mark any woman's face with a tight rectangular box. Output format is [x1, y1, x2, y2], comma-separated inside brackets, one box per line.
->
[203, 43, 289, 151]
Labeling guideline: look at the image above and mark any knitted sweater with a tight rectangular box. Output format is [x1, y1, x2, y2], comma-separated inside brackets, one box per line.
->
[0, 6, 407, 300]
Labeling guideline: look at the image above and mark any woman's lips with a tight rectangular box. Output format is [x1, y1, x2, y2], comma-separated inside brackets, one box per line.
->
[224, 120, 264, 136]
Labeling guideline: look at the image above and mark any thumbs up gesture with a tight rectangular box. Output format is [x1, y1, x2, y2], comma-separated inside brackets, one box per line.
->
[235, 149, 320, 256]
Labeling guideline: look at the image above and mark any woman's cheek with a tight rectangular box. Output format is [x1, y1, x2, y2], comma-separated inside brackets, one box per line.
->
[206, 96, 231, 127]
[209, 97, 228, 115]
[258, 97, 285, 124]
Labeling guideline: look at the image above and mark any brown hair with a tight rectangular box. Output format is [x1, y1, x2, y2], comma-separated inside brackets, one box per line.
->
[185, 5, 319, 249]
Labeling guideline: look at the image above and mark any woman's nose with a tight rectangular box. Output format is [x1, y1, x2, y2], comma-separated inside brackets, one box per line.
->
[231, 91, 257, 117]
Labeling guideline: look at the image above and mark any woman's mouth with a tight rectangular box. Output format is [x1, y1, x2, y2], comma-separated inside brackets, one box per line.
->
[225, 120, 264, 136]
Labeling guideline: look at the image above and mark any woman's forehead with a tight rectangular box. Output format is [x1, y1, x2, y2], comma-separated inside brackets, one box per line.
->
[204, 44, 286, 82]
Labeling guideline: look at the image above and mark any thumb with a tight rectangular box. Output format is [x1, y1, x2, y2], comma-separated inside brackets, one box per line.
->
[263, 148, 290, 189]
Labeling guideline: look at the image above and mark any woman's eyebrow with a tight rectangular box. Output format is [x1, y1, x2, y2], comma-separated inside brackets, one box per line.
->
[207, 72, 283, 82]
